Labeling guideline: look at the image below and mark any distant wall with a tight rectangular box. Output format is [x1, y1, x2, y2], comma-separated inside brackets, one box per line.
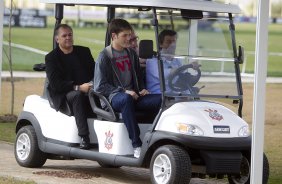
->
[3, 8, 53, 28]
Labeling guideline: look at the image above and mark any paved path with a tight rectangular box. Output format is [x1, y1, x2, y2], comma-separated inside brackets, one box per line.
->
[0, 142, 228, 184]
[1, 71, 46, 78]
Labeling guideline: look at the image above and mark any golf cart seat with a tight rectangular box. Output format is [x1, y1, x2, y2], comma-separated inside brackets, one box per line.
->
[45, 79, 74, 116]
[33, 63, 74, 116]
[88, 89, 158, 123]
[88, 89, 118, 121]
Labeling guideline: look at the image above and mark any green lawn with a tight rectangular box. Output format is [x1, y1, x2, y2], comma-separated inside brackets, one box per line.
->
[2, 45, 45, 71]
[0, 122, 16, 143]
[2, 23, 282, 75]
[235, 23, 282, 76]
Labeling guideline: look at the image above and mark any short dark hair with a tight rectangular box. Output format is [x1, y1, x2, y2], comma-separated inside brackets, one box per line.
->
[108, 18, 133, 35]
[54, 24, 73, 36]
[158, 29, 177, 44]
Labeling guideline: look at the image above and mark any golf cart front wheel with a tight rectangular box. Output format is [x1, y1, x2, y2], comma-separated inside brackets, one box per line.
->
[227, 153, 269, 184]
[14, 125, 47, 168]
[150, 145, 191, 184]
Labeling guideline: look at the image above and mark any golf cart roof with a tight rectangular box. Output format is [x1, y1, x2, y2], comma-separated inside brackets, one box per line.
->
[40, 0, 241, 14]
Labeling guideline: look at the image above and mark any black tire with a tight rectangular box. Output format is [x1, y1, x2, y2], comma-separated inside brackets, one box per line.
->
[14, 125, 47, 168]
[228, 152, 269, 184]
[150, 145, 191, 184]
[97, 161, 121, 168]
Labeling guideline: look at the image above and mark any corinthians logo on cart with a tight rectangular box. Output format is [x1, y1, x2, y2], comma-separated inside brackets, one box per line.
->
[104, 130, 114, 150]
[205, 108, 223, 121]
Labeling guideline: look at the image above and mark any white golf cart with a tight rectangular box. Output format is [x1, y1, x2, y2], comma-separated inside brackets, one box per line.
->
[14, 0, 269, 184]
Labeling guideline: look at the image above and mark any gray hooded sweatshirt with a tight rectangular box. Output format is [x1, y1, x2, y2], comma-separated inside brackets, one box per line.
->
[94, 46, 145, 102]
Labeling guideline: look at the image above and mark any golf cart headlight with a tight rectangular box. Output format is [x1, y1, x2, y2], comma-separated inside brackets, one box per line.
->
[176, 123, 204, 136]
[238, 126, 250, 137]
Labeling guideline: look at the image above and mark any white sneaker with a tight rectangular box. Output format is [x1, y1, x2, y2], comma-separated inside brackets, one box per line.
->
[133, 147, 141, 158]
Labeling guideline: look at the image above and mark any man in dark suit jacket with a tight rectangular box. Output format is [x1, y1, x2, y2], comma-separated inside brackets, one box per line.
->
[45, 24, 95, 149]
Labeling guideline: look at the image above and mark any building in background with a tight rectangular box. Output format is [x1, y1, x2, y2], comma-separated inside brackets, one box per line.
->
[3, 0, 54, 27]
[4, 0, 47, 9]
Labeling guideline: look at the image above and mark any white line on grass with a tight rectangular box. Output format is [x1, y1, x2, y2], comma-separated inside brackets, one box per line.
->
[78, 37, 104, 44]
[3, 40, 282, 58]
[3, 37, 104, 55]
[3, 41, 48, 55]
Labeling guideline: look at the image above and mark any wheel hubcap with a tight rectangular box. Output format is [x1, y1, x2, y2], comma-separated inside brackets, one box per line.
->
[153, 154, 171, 184]
[16, 133, 31, 160]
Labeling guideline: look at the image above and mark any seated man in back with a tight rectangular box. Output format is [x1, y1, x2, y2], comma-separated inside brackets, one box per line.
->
[94, 18, 161, 158]
[129, 29, 146, 82]
[45, 24, 95, 150]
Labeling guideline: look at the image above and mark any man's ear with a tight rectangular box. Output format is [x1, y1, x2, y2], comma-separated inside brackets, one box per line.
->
[55, 36, 59, 43]
[111, 33, 116, 40]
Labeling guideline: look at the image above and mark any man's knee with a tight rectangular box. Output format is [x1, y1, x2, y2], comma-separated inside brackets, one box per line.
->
[122, 93, 134, 103]
[67, 90, 83, 100]
[66, 91, 87, 107]
[155, 95, 162, 107]
[112, 92, 134, 111]
[115, 92, 134, 104]
[143, 94, 162, 110]
[148, 94, 162, 104]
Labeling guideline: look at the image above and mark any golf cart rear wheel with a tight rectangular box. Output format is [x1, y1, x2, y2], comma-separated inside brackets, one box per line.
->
[150, 145, 191, 184]
[14, 125, 47, 168]
[227, 153, 269, 184]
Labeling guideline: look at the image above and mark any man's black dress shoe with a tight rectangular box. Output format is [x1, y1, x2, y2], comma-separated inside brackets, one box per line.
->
[80, 136, 90, 150]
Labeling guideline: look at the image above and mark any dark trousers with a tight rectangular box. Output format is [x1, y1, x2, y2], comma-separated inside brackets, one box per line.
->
[111, 93, 161, 148]
[66, 91, 93, 137]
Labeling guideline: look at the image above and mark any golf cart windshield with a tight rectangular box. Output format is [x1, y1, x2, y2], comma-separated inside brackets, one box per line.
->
[153, 11, 240, 100]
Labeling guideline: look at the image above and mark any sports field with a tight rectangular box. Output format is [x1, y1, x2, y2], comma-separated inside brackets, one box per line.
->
[2, 23, 282, 76]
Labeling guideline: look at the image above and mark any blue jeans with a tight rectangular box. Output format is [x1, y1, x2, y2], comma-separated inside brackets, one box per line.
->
[111, 92, 161, 148]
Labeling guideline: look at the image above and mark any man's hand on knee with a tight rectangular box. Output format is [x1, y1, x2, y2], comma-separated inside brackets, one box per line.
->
[125, 90, 139, 100]
[139, 89, 150, 96]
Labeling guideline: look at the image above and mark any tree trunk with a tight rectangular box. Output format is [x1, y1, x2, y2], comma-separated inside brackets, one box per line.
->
[8, 0, 15, 115]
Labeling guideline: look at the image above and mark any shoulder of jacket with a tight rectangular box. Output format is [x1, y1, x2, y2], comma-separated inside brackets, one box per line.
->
[104, 45, 113, 59]
[73, 45, 89, 51]
[46, 47, 59, 58]
[96, 48, 110, 63]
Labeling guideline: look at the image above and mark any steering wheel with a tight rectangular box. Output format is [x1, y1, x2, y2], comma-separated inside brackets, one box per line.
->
[168, 64, 201, 92]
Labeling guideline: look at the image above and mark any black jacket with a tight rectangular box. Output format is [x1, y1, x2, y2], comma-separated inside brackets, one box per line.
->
[45, 46, 95, 111]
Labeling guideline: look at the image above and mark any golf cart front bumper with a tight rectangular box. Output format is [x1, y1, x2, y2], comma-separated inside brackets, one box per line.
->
[150, 131, 251, 151]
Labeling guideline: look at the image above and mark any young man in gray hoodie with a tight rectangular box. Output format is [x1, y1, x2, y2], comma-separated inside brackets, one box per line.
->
[94, 18, 161, 158]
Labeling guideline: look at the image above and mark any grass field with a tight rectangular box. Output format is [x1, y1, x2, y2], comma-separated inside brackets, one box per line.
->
[2, 23, 282, 76]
